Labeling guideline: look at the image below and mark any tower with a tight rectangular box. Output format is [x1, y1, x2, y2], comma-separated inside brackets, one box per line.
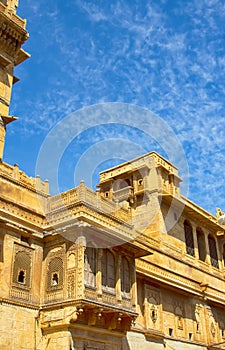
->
[0, 0, 29, 158]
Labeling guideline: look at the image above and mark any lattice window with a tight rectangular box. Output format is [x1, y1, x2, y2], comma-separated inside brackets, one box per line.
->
[184, 220, 195, 257]
[121, 256, 130, 294]
[84, 247, 96, 287]
[102, 249, 115, 290]
[196, 228, 206, 262]
[12, 251, 31, 287]
[47, 257, 63, 289]
[208, 235, 219, 268]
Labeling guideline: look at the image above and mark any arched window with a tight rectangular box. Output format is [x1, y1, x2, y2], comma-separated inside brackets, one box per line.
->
[12, 251, 31, 287]
[102, 249, 115, 291]
[47, 257, 63, 289]
[84, 247, 96, 287]
[184, 220, 195, 257]
[208, 235, 219, 268]
[121, 257, 130, 294]
[196, 228, 206, 262]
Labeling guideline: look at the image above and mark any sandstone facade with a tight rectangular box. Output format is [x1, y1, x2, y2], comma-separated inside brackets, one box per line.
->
[1, 2, 225, 350]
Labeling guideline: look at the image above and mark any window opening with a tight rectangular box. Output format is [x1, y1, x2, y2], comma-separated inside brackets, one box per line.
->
[138, 179, 143, 186]
[52, 273, 59, 286]
[47, 257, 63, 289]
[84, 247, 96, 287]
[169, 328, 173, 336]
[121, 256, 130, 294]
[184, 220, 195, 257]
[196, 228, 206, 262]
[18, 270, 25, 283]
[102, 249, 115, 290]
[208, 235, 219, 268]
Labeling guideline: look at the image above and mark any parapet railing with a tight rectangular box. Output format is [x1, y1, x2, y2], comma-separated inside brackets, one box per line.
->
[0, 161, 49, 194]
[48, 181, 131, 222]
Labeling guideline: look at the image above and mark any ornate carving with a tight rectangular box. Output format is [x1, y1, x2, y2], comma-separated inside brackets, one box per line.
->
[10, 243, 33, 301]
[206, 307, 217, 339]
[144, 285, 161, 329]
[76, 242, 85, 299]
[194, 304, 203, 334]
[67, 272, 75, 298]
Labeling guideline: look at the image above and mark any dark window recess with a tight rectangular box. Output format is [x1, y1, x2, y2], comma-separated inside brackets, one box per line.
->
[52, 273, 59, 286]
[121, 257, 130, 294]
[184, 220, 195, 257]
[208, 235, 219, 268]
[196, 228, 206, 262]
[169, 328, 173, 336]
[102, 249, 115, 289]
[21, 236, 29, 244]
[84, 247, 96, 287]
[222, 244, 225, 268]
[18, 270, 25, 283]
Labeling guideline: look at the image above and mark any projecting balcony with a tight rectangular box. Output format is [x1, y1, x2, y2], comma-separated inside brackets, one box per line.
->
[41, 284, 137, 333]
[113, 186, 134, 202]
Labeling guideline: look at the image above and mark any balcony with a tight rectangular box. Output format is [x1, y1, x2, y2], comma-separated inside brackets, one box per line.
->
[41, 285, 137, 333]
[113, 186, 134, 202]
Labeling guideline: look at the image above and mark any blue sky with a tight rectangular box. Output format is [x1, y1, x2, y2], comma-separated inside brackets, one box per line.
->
[4, 0, 225, 215]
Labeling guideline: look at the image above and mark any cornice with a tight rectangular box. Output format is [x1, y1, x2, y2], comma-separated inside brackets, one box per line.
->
[0, 297, 39, 310]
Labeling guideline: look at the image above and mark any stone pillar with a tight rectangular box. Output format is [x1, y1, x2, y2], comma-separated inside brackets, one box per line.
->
[116, 255, 122, 302]
[215, 238, 223, 270]
[130, 259, 137, 307]
[96, 249, 103, 298]
[75, 236, 86, 299]
[204, 234, 211, 265]
[192, 225, 199, 260]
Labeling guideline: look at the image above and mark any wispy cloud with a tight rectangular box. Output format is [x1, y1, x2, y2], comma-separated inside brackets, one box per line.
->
[7, 0, 225, 214]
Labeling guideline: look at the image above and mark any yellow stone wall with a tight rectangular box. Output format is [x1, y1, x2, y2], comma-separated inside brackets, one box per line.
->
[1, 3, 225, 349]
[0, 304, 41, 350]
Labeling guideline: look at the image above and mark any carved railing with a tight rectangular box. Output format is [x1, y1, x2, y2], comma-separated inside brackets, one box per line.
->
[10, 287, 30, 301]
[45, 290, 64, 303]
[48, 182, 131, 222]
[113, 186, 134, 202]
[0, 162, 49, 194]
[84, 287, 133, 310]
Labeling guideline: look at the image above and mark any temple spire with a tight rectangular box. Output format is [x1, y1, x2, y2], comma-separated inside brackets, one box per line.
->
[0, 0, 29, 158]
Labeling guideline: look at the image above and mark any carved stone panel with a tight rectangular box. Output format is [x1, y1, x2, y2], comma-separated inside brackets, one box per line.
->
[144, 284, 161, 330]
[10, 243, 33, 301]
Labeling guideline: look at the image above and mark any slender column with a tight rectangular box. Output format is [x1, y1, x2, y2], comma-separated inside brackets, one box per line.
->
[215, 238, 223, 270]
[75, 236, 86, 299]
[204, 234, 211, 265]
[130, 259, 137, 307]
[116, 255, 122, 302]
[96, 249, 102, 297]
[192, 225, 199, 259]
